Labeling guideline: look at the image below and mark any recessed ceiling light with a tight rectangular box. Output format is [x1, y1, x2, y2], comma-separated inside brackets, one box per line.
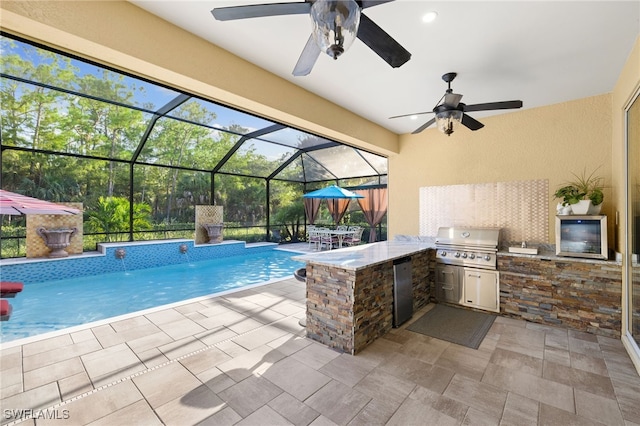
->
[422, 11, 438, 23]
[410, 115, 418, 120]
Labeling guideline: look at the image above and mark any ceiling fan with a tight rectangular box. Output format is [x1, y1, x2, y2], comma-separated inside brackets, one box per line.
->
[211, 0, 411, 76]
[390, 72, 523, 135]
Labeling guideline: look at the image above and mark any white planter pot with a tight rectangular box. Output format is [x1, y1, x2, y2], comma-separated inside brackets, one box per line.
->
[588, 203, 603, 215]
[571, 200, 592, 215]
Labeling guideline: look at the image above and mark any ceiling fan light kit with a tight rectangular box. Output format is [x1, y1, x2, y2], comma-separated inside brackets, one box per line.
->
[435, 106, 463, 137]
[311, 0, 361, 60]
[390, 72, 523, 135]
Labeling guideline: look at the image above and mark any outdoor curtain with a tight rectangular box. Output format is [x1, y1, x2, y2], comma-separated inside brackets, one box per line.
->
[356, 188, 388, 242]
[326, 198, 351, 224]
[303, 198, 321, 225]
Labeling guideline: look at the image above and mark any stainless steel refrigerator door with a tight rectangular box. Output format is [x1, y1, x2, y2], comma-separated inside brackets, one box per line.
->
[393, 257, 413, 327]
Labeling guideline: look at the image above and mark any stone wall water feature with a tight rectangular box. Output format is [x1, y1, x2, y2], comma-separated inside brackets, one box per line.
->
[195, 205, 224, 244]
[25, 202, 83, 258]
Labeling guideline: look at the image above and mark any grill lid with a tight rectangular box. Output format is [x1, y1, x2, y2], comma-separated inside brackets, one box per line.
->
[435, 227, 500, 248]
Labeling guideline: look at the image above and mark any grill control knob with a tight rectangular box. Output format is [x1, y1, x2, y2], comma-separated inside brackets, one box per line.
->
[461, 252, 468, 258]
[440, 251, 447, 257]
[484, 254, 491, 261]
[454, 252, 461, 258]
[469, 253, 476, 259]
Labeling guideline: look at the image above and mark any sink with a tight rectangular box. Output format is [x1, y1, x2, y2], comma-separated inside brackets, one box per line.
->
[508, 246, 538, 255]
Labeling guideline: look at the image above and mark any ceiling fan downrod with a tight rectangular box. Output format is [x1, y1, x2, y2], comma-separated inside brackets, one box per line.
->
[442, 72, 457, 92]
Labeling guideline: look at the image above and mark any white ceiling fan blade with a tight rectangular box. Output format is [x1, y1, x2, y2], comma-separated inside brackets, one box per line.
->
[444, 93, 462, 107]
[293, 34, 321, 76]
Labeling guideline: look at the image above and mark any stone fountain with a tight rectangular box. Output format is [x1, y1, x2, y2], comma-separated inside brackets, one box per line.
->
[202, 223, 224, 244]
[36, 227, 78, 258]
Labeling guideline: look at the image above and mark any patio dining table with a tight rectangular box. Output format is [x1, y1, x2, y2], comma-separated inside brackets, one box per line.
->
[318, 229, 355, 249]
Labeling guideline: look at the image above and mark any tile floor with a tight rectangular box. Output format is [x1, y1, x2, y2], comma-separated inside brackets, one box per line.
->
[1, 276, 640, 426]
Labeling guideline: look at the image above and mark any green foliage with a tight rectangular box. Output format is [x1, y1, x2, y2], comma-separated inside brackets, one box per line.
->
[554, 185, 583, 206]
[554, 167, 604, 206]
[273, 202, 305, 242]
[86, 196, 152, 241]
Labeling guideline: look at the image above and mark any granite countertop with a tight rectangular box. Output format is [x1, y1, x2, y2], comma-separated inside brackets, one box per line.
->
[498, 247, 621, 265]
[292, 240, 434, 271]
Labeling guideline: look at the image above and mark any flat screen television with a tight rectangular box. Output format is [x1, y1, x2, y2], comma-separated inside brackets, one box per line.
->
[555, 215, 608, 260]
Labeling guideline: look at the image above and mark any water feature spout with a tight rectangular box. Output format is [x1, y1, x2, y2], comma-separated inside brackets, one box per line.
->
[179, 244, 188, 254]
[115, 248, 126, 259]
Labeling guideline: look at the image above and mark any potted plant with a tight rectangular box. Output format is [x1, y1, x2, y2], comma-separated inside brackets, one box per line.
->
[554, 167, 604, 215]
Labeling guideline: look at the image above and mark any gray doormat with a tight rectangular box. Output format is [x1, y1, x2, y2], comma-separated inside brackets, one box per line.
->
[406, 304, 496, 349]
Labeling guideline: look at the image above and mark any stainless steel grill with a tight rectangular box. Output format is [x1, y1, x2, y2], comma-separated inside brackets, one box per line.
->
[435, 227, 501, 270]
[434, 226, 502, 312]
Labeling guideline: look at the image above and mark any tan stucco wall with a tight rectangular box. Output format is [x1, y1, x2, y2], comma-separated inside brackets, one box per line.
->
[0, 0, 398, 156]
[613, 35, 640, 254]
[390, 94, 613, 242]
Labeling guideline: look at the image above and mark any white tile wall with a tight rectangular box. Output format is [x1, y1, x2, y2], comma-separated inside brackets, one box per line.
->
[419, 179, 549, 243]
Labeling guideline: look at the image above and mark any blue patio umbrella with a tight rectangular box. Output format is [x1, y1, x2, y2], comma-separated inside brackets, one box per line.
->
[303, 185, 364, 224]
[302, 185, 364, 199]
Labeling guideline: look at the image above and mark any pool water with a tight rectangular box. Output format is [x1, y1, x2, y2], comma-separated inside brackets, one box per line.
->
[0, 249, 304, 343]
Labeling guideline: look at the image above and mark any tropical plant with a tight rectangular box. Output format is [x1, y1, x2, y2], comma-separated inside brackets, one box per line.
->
[272, 202, 305, 242]
[86, 196, 152, 241]
[554, 167, 604, 206]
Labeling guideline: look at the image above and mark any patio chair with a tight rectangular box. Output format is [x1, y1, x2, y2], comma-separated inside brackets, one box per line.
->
[308, 229, 322, 250]
[336, 225, 348, 231]
[320, 230, 338, 250]
[343, 226, 364, 246]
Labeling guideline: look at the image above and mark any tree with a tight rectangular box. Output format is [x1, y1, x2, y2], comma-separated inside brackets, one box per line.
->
[272, 202, 305, 242]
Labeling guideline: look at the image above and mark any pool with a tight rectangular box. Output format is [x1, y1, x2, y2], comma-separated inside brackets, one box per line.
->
[0, 249, 304, 344]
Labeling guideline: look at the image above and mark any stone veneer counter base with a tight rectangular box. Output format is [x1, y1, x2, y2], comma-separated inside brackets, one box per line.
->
[498, 251, 622, 338]
[293, 242, 435, 354]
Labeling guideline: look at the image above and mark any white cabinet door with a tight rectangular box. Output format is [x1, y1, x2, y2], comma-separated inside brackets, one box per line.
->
[463, 269, 499, 312]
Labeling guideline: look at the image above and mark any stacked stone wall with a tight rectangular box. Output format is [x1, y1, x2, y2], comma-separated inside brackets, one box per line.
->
[306, 263, 355, 352]
[305, 249, 434, 354]
[498, 255, 622, 337]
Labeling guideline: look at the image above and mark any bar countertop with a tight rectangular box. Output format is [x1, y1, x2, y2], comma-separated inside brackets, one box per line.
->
[291, 241, 434, 271]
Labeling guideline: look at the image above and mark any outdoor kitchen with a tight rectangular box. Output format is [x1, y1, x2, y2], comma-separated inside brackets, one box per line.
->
[293, 178, 623, 354]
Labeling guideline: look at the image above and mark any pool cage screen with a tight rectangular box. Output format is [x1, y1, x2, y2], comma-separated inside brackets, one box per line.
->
[0, 33, 387, 257]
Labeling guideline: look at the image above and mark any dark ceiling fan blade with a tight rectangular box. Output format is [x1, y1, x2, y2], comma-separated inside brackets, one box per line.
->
[360, 0, 395, 9]
[388, 111, 433, 119]
[211, 2, 311, 21]
[356, 13, 411, 68]
[443, 93, 462, 107]
[463, 100, 523, 112]
[412, 117, 436, 134]
[293, 34, 321, 76]
[461, 113, 484, 131]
